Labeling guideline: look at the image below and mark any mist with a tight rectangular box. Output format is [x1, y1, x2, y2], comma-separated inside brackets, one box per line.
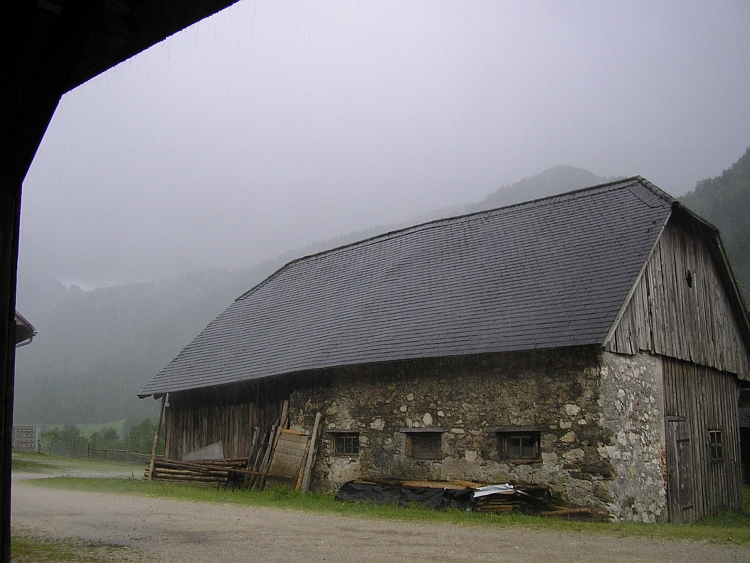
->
[18, 0, 750, 289]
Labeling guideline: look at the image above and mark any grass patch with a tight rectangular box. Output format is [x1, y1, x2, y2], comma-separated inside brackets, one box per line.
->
[11, 530, 146, 562]
[12, 452, 143, 476]
[11, 455, 56, 473]
[29, 477, 750, 544]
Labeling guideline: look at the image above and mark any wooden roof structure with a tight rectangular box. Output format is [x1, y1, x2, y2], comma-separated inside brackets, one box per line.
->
[13, 312, 36, 348]
[141, 178, 750, 398]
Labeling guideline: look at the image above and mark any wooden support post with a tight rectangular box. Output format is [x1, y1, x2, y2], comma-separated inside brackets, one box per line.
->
[294, 433, 311, 492]
[300, 412, 322, 493]
[272, 400, 289, 454]
[257, 425, 277, 490]
[244, 426, 260, 488]
[0, 175, 23, 563]
[148, 395, 166, 480]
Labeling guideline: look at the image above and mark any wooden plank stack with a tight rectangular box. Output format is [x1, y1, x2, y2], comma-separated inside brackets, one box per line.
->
[146, 403, 324, 492]
[146, 457, 255, 486]
[472, 484, 551, 514]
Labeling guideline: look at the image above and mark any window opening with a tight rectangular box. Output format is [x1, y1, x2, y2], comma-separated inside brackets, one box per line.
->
[409, 432, 442, 460]
[334, 433, 360, 456]
[498, 432, 540, 461]
[708, 429, 723, 462]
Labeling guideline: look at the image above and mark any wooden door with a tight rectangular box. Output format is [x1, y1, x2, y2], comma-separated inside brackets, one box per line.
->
[666, 416, 696, 523]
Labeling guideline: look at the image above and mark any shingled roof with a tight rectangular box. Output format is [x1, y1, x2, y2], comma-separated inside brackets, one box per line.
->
[141, 177, 681, 397]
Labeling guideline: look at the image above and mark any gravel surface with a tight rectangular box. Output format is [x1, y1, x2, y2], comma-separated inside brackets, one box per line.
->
[11, 480, 750, 563]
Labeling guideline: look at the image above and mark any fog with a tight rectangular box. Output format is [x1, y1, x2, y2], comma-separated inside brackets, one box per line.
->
[18, 0, 750, 289]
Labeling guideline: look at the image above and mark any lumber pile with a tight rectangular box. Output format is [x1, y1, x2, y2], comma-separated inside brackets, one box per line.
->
[146, 457, 256, 486]
[539, 506, 611, 521]
[472, 483, 551, 514]
[146, 402, 324, 492]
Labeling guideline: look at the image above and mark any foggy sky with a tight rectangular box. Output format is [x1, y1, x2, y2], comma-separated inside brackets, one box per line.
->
[18, 0, 750, 289]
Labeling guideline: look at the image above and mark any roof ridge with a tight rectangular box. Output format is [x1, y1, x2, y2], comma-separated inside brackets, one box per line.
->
[237, 176, 656, 302]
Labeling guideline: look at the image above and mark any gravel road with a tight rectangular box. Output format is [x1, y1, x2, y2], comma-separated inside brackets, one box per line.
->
[11, 479, 750, 563]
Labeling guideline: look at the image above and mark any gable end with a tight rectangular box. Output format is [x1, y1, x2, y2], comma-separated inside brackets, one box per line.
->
[606, 213, 750, 379]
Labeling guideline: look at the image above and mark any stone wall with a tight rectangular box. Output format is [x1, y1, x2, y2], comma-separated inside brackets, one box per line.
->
[596, 351, 667, 522]
[289, 346, 628, 512]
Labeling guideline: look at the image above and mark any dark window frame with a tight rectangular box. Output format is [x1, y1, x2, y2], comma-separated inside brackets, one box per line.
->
[399, 428, 446, 461]
[497, 431, 541, 462]
[409, 432, 443, 460]
[708, 429, 724, 463]
[333, 433, 360, 456]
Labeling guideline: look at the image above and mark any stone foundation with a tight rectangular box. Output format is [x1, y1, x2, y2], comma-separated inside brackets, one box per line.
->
[290, 348, 670, 521]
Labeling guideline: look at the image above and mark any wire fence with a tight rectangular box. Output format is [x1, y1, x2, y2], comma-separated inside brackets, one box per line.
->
[86, 446, 152, 464]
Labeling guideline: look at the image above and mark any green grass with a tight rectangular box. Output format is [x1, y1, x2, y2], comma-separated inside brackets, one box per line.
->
[11, 530, 146, 562]
[10, 455, 56, 473]
[12, 452, 143, 475]
[28, 475, 750, 544]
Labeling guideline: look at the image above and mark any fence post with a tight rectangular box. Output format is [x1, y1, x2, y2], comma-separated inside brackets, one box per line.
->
[148, 395, 166, 480]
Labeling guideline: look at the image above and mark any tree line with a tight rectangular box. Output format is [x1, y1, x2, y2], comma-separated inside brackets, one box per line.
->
[680, 147, 750, 291]
[39, 418, 163, 458]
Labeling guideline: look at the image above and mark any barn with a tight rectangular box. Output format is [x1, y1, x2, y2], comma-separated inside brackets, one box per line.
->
[139, 177, 750, 523]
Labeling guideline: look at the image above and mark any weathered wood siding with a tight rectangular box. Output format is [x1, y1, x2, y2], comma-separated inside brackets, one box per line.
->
[608, 219, 750, 379]
[164, 399, 283, 461]
[663, 357, 742, 521]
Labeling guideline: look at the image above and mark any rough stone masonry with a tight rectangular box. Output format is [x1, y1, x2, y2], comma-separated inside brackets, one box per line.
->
[289, 346, 669, 522]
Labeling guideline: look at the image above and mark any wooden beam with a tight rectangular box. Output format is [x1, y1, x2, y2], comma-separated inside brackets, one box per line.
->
[0, 178, 20, 563]
[148, 395, 166, 480]
[300, 412, 322, 493]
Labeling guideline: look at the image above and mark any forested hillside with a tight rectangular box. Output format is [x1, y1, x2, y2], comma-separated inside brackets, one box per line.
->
[14, 237, 395, 424]
[14, 268, 268, 424]
[680, 148, 750, 290]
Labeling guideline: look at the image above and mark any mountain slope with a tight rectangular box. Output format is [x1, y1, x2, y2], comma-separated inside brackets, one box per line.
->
[680, 148, 750, 290]
[465, 165, 611, 213]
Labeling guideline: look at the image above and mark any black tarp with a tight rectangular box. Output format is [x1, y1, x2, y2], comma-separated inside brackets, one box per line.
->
[335, 481, 474, 510]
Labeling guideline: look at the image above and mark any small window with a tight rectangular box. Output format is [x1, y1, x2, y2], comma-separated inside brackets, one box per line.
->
[409, 432, 442, 460]
[498, 432, 540, 461]
[709, 429, 723, 462]
[334, 433, 360, 456]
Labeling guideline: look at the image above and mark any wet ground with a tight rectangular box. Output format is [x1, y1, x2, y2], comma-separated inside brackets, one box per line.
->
[11, 478, 750, 563]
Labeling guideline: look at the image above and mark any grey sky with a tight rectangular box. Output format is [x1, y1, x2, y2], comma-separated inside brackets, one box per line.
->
[18, 0, 750, 288]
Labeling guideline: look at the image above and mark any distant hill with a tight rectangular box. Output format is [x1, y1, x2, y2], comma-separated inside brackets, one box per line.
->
[680, 148, 750, 291]
[14, 267, 274, 424]
[14, 237, 401, 424]
[465, 165, 613, 213]
[13, 164, 616, 425]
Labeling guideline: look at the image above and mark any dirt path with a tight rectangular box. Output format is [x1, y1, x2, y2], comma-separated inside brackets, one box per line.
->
[11, 480, 750, 563]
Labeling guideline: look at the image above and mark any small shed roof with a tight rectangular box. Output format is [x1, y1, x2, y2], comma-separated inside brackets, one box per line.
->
[14, 312, 37, 347]
[140, 178, 726, 397]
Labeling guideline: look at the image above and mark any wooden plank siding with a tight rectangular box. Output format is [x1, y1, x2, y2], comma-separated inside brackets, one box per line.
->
[607, 219, 750, 379]
[164, 400, 283, 461]
[663, 358, 742, 521]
